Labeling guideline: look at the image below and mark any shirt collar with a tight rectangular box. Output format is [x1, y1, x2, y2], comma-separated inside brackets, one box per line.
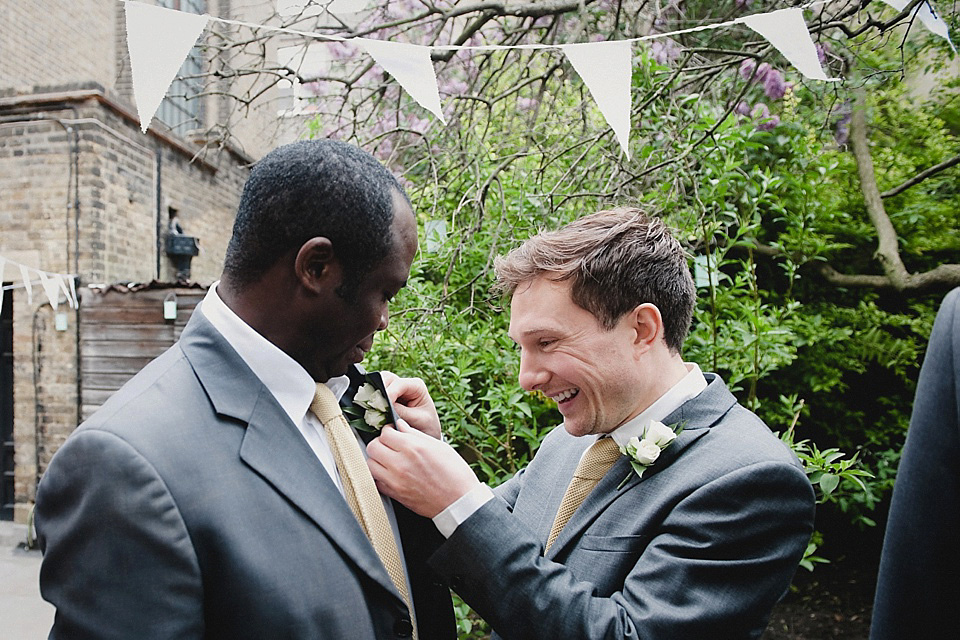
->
[609, 363, 707, 448]
[199, 282, 349, 427]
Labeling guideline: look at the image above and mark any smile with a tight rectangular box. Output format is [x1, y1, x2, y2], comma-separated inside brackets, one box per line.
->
[550, 388, 580, 403]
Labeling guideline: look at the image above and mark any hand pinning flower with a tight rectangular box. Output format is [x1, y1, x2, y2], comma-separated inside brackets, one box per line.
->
[345, 382, 391, 432]
[618, 420, 683, 488]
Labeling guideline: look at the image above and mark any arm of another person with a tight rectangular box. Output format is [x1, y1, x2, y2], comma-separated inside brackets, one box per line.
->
[871, 288, 960, 638]
[371, 425, 815, 640]
[36, 429, 204, 640]
[380, 373, 525, 510]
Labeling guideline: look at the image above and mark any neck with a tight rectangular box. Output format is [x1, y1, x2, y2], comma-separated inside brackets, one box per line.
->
[217, 272, 301, 354]
[635, 350, 690, 415]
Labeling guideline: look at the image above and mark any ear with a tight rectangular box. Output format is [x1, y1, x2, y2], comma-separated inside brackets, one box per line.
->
[294, 237, 340, 294]
[629, 303, 664, 354]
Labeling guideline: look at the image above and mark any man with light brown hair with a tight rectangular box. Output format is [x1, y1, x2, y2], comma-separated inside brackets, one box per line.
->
[369, 208, 815, 639]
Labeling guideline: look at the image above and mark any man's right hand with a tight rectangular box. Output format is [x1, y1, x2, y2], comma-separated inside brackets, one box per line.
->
[381, 372, 442, 440]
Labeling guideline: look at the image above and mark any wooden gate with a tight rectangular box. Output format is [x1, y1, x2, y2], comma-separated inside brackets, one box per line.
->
[79, 285, 206, 422]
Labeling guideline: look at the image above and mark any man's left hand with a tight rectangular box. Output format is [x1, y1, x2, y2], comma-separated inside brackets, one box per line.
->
[367, 421, 481, 518]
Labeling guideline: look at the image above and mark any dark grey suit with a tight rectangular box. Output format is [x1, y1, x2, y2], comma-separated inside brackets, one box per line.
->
[35, 309, 455, 639]
[871, 288, 960, 639]
[430, 374, 815, 639]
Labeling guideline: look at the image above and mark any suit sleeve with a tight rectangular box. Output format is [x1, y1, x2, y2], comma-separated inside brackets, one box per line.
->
[36, 429, 204, 640]
[871, 288, 960, 638]
[491, 467, 525, 510]
[430, 460, 814, 640]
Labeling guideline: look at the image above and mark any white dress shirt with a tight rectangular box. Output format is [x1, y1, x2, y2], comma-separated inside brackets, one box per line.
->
[199, 283, 414, 602]
[433, 363, 708, 538]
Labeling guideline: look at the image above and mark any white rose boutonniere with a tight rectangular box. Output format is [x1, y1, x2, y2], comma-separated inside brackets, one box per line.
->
[344, 382, 391, 433]
[617, 420, 684, 488]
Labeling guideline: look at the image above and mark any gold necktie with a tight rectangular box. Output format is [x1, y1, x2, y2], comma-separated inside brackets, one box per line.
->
[545, 437, 621, 552]
[311, 384, 417, 638]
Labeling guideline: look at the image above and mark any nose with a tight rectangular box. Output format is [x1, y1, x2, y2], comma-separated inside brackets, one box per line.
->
[377, 306, 389, 331]
[517, 349, 548, 391]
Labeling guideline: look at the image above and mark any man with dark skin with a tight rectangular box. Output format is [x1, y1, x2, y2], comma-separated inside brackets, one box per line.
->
[35, 140, 454, 640]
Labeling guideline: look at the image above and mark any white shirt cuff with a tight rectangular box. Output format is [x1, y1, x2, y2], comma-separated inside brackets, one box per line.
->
[432, 484, 495, 538]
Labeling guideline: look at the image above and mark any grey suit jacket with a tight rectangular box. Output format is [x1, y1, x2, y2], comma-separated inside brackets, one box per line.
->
[35, 309, 455, 640]
[871, 288, 960, 639]
[430, 374, 815, 639]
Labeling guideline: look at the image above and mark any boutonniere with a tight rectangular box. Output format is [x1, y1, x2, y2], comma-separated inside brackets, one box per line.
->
[343, 380, 391, 433]
[617, 420, 684, 489]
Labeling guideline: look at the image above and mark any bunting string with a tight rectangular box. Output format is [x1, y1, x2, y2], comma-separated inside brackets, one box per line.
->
[120, 0, 954, 156]
[0, 256, 78, 313]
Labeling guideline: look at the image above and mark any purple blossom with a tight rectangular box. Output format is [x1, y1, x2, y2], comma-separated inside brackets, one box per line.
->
[734, 101, 752, 116]
[763, 69, 786, 101]
[757, 114, 780, 131]
[750, 103, 779, 130]
[739, 58, 757, 81]
[517, 97, 539, 111]
[815, 43, 829, 65]
[439, 78, 469, 97]
[735, 0, 752, 9]
[651, 39, 681, 65]
[834, 105, 852, 146]
[755, 62, 772, 83]
[751, 103, 770, 119]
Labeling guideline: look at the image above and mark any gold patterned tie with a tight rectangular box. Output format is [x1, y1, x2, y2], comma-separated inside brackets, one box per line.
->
[310, 384, 417, 638]
[545, 436, 621, 553]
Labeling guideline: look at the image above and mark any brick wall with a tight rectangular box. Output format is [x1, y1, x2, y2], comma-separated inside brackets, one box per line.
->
[0, 0, 115, 93]
[0, 94, 248, 522]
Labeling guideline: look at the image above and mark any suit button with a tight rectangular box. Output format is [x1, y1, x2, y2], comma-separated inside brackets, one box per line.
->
[394, 618, 413, 637]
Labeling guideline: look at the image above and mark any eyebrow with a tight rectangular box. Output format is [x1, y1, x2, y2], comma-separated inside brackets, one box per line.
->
[510, 327, 559, 341]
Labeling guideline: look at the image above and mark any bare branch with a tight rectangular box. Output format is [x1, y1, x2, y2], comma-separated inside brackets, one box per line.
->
[881, 152, 960, 198]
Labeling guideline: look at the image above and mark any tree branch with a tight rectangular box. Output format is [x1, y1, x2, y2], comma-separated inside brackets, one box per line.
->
[881, 152, 960, 198]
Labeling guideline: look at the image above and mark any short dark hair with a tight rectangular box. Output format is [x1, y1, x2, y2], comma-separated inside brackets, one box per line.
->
[223, 140, 409, 295]
[494, 208, 696, 353]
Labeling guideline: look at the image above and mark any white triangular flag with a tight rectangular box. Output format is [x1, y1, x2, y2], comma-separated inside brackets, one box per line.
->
[125, 1, 209, 133]
[879, 0, 956, 53]
[38, 271, 61, 312]
[739, 8, 838, 81]
[356, 38, 445, 123]
[18, 264, 33, 305]
[68, 276, 79, 310]
[562, 41, 633, 159]
[58, 275, 77, 309]
[0, 257, 6, 315]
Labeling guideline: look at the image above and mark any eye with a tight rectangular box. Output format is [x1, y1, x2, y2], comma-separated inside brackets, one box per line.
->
[538, 338, 557, 349]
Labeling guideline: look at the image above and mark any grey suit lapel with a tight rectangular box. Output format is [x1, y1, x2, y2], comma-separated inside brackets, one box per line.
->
[545, 374, 736, 558]
[179, 310, 402, 601]
[532, 433, 594, 546]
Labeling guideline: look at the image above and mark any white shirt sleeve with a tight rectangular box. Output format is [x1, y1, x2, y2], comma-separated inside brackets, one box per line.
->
[432, 483, 495, 538]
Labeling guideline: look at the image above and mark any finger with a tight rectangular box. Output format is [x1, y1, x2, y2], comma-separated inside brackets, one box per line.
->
[375, 425, 406, 451]
[380, 370, 398, 386]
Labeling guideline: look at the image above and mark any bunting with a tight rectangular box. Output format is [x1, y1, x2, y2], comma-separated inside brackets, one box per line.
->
[562, 41, 634, 159]
[121, 0, 953, 150]
[125, 1, 209, 133]
[0, 256, 79, 312]
[879, 0, 956, 53]
[739, 8, 836, 81]
[357, 38, 446, 123]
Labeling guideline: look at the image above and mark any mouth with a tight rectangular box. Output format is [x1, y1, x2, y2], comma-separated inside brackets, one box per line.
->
[549, 388, 580, 407]
[350, 338, 374, 363]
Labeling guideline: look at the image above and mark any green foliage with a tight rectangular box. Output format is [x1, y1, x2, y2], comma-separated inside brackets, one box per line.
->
[308, 7, 957, 631]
